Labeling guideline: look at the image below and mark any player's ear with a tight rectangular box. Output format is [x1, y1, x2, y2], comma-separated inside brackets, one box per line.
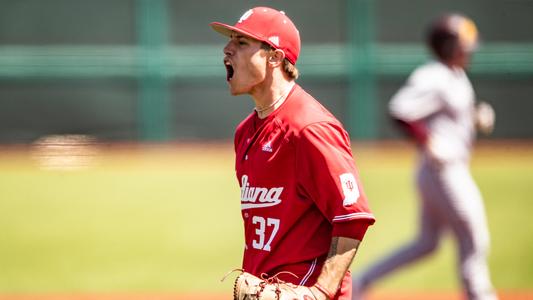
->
[268, 49, 285, 67]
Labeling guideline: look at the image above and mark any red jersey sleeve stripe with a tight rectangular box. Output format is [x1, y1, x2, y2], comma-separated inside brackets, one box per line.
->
[332, 212, 375, 222]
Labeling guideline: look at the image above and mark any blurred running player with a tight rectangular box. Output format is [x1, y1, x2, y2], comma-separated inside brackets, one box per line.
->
[352, 13, 497, 300]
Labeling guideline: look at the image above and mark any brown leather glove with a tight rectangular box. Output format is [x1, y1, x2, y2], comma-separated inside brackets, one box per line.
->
[233, 271, 318, 300]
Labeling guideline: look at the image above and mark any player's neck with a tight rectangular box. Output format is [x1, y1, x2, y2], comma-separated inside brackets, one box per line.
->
[251, 76, 295, 119]
[441, 54, 468, 71]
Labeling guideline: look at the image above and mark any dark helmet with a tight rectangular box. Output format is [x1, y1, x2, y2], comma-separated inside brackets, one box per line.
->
[426, 14, 478, 61]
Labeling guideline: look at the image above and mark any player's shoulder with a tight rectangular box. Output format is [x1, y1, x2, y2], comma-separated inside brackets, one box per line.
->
[234, 112, 255, 142]
[235, 112, 254, 131]
[409, 61, 451, 85]
[277, 85, 342, 132]
[280, 86, 352, 153]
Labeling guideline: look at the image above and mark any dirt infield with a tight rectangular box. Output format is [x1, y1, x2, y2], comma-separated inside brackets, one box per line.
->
[1, 291, 532, 300]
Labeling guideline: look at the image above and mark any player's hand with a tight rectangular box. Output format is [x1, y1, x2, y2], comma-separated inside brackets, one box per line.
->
[475, 101, 495, 135]
[232, 271, 318, 300]
[424, 135, 446, 168]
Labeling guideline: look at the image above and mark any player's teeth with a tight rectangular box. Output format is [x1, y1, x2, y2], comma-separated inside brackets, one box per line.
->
[225, 63, 234, 81]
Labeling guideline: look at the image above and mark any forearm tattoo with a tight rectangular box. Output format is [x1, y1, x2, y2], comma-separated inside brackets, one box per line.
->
[327, 237, 340, 258]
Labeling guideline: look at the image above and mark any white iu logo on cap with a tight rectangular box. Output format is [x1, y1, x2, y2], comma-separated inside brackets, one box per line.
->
[268, 36, 280, 47]
[238, 9, 253, 23]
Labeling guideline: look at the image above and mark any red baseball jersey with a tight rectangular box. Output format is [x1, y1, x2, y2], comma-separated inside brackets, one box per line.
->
[234, 84, 375, 291]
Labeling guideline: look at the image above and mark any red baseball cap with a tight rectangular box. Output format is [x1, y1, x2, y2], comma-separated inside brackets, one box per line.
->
[210, 7, 301, 65]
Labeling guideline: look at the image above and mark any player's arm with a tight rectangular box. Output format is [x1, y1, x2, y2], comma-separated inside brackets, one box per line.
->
[393, 116, 446, 167]
[388, 83, 439, 147]
[388, 66, 444, 143]
[310, 236, 361, 300]
[296, 124, 374, 299]
[388, 70, 448, 166]
[392, 118, 429, 146]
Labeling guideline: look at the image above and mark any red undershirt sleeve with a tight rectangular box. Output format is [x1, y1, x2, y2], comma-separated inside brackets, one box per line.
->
[393, 117, 429, 146]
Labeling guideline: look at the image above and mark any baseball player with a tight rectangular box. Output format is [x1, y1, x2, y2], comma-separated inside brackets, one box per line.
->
[352, 14, 497, 300]
[210, 7, 375, 300]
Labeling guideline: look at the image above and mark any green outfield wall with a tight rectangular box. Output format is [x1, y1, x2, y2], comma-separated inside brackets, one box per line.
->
[0, 0, 532, 142]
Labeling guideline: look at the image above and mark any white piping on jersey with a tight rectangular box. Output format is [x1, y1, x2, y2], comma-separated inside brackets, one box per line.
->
[240, 175, 283, 210]
[332, 212, 374, 222]
[299, 258, 317, 286]
[241, 202, 282, 210]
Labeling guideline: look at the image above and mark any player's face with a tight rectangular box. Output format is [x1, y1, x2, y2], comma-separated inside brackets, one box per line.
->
[456, 49, 472, 69]
[449, 19, 477, 69]
[223, 33, 269, 95]
[450, 43, 474, 69]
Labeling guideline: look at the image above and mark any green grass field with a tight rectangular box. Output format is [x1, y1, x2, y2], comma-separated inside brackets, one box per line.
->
[0, 142, 531, 294]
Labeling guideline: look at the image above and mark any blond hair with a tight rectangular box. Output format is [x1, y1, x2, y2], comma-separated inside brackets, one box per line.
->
[262, 43, 299, 80]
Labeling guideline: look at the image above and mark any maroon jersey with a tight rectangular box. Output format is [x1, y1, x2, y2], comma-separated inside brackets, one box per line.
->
[234, 84, 375, 289]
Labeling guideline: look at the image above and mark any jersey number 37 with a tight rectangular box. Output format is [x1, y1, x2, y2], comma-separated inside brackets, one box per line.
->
[252, 216, 280, 251]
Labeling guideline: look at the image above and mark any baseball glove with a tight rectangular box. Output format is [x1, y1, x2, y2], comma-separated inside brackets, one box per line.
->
[227, 270, 318, 300]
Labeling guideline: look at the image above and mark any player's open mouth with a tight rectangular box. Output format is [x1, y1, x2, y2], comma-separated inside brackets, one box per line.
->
[224, 60, 234, 81]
